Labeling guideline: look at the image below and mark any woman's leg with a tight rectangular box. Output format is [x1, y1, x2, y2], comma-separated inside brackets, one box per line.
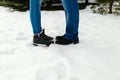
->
[30, 0, 42, 35]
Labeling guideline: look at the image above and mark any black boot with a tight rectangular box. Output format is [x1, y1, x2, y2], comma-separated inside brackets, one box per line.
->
[33, 29, 53, 46]
[55, 35, 79, 45]
[56, 34, 66, 41]
[41, 29, 53, 41]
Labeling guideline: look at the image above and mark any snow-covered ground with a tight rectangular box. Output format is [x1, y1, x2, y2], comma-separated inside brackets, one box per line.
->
[0, 6, 120, 80]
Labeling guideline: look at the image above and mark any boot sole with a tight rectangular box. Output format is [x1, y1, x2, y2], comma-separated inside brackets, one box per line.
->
[33, 43, 51, 47]
[55, 40, 79, 45]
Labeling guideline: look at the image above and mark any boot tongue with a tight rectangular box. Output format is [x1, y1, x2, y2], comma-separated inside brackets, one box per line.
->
[38, 29, 44, 37]
[40, 29, 45, 35]
[42, 29, 45, 34]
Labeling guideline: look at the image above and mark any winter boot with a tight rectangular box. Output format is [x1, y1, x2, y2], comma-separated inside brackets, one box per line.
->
[33, 29, 54, 46]
[55, 35, 79, 45]
[56, 34, 66, 41]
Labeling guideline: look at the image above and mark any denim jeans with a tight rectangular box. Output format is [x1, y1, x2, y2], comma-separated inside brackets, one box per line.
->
[30, 0, 79, 40]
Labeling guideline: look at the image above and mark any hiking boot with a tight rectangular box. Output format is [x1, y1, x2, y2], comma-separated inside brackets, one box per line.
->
[55, 35, 79, 45]
[33, 29, 53, 46]
[56, 34, 65, 41]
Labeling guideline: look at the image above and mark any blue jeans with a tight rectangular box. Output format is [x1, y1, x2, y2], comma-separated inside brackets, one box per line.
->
[30, 0, 79, 40]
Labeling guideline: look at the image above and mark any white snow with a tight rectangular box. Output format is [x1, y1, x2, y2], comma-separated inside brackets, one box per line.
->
[0, 6, 120, 80]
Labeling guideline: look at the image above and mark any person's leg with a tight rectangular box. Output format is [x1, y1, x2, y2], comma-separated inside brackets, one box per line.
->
[62, 0, 79, 41]
[30, 0, 53, 46]
[30, 0, 42, 35]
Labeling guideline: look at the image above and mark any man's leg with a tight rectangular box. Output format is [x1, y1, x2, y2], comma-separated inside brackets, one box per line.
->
[30, 0, 42, 35]
[62, 0, 79, 41]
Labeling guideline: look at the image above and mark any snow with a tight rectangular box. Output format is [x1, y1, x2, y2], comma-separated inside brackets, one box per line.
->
[0, 6, 120, 80]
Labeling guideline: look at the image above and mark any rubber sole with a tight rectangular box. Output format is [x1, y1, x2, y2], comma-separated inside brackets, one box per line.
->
[33, 43, 51, 47]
